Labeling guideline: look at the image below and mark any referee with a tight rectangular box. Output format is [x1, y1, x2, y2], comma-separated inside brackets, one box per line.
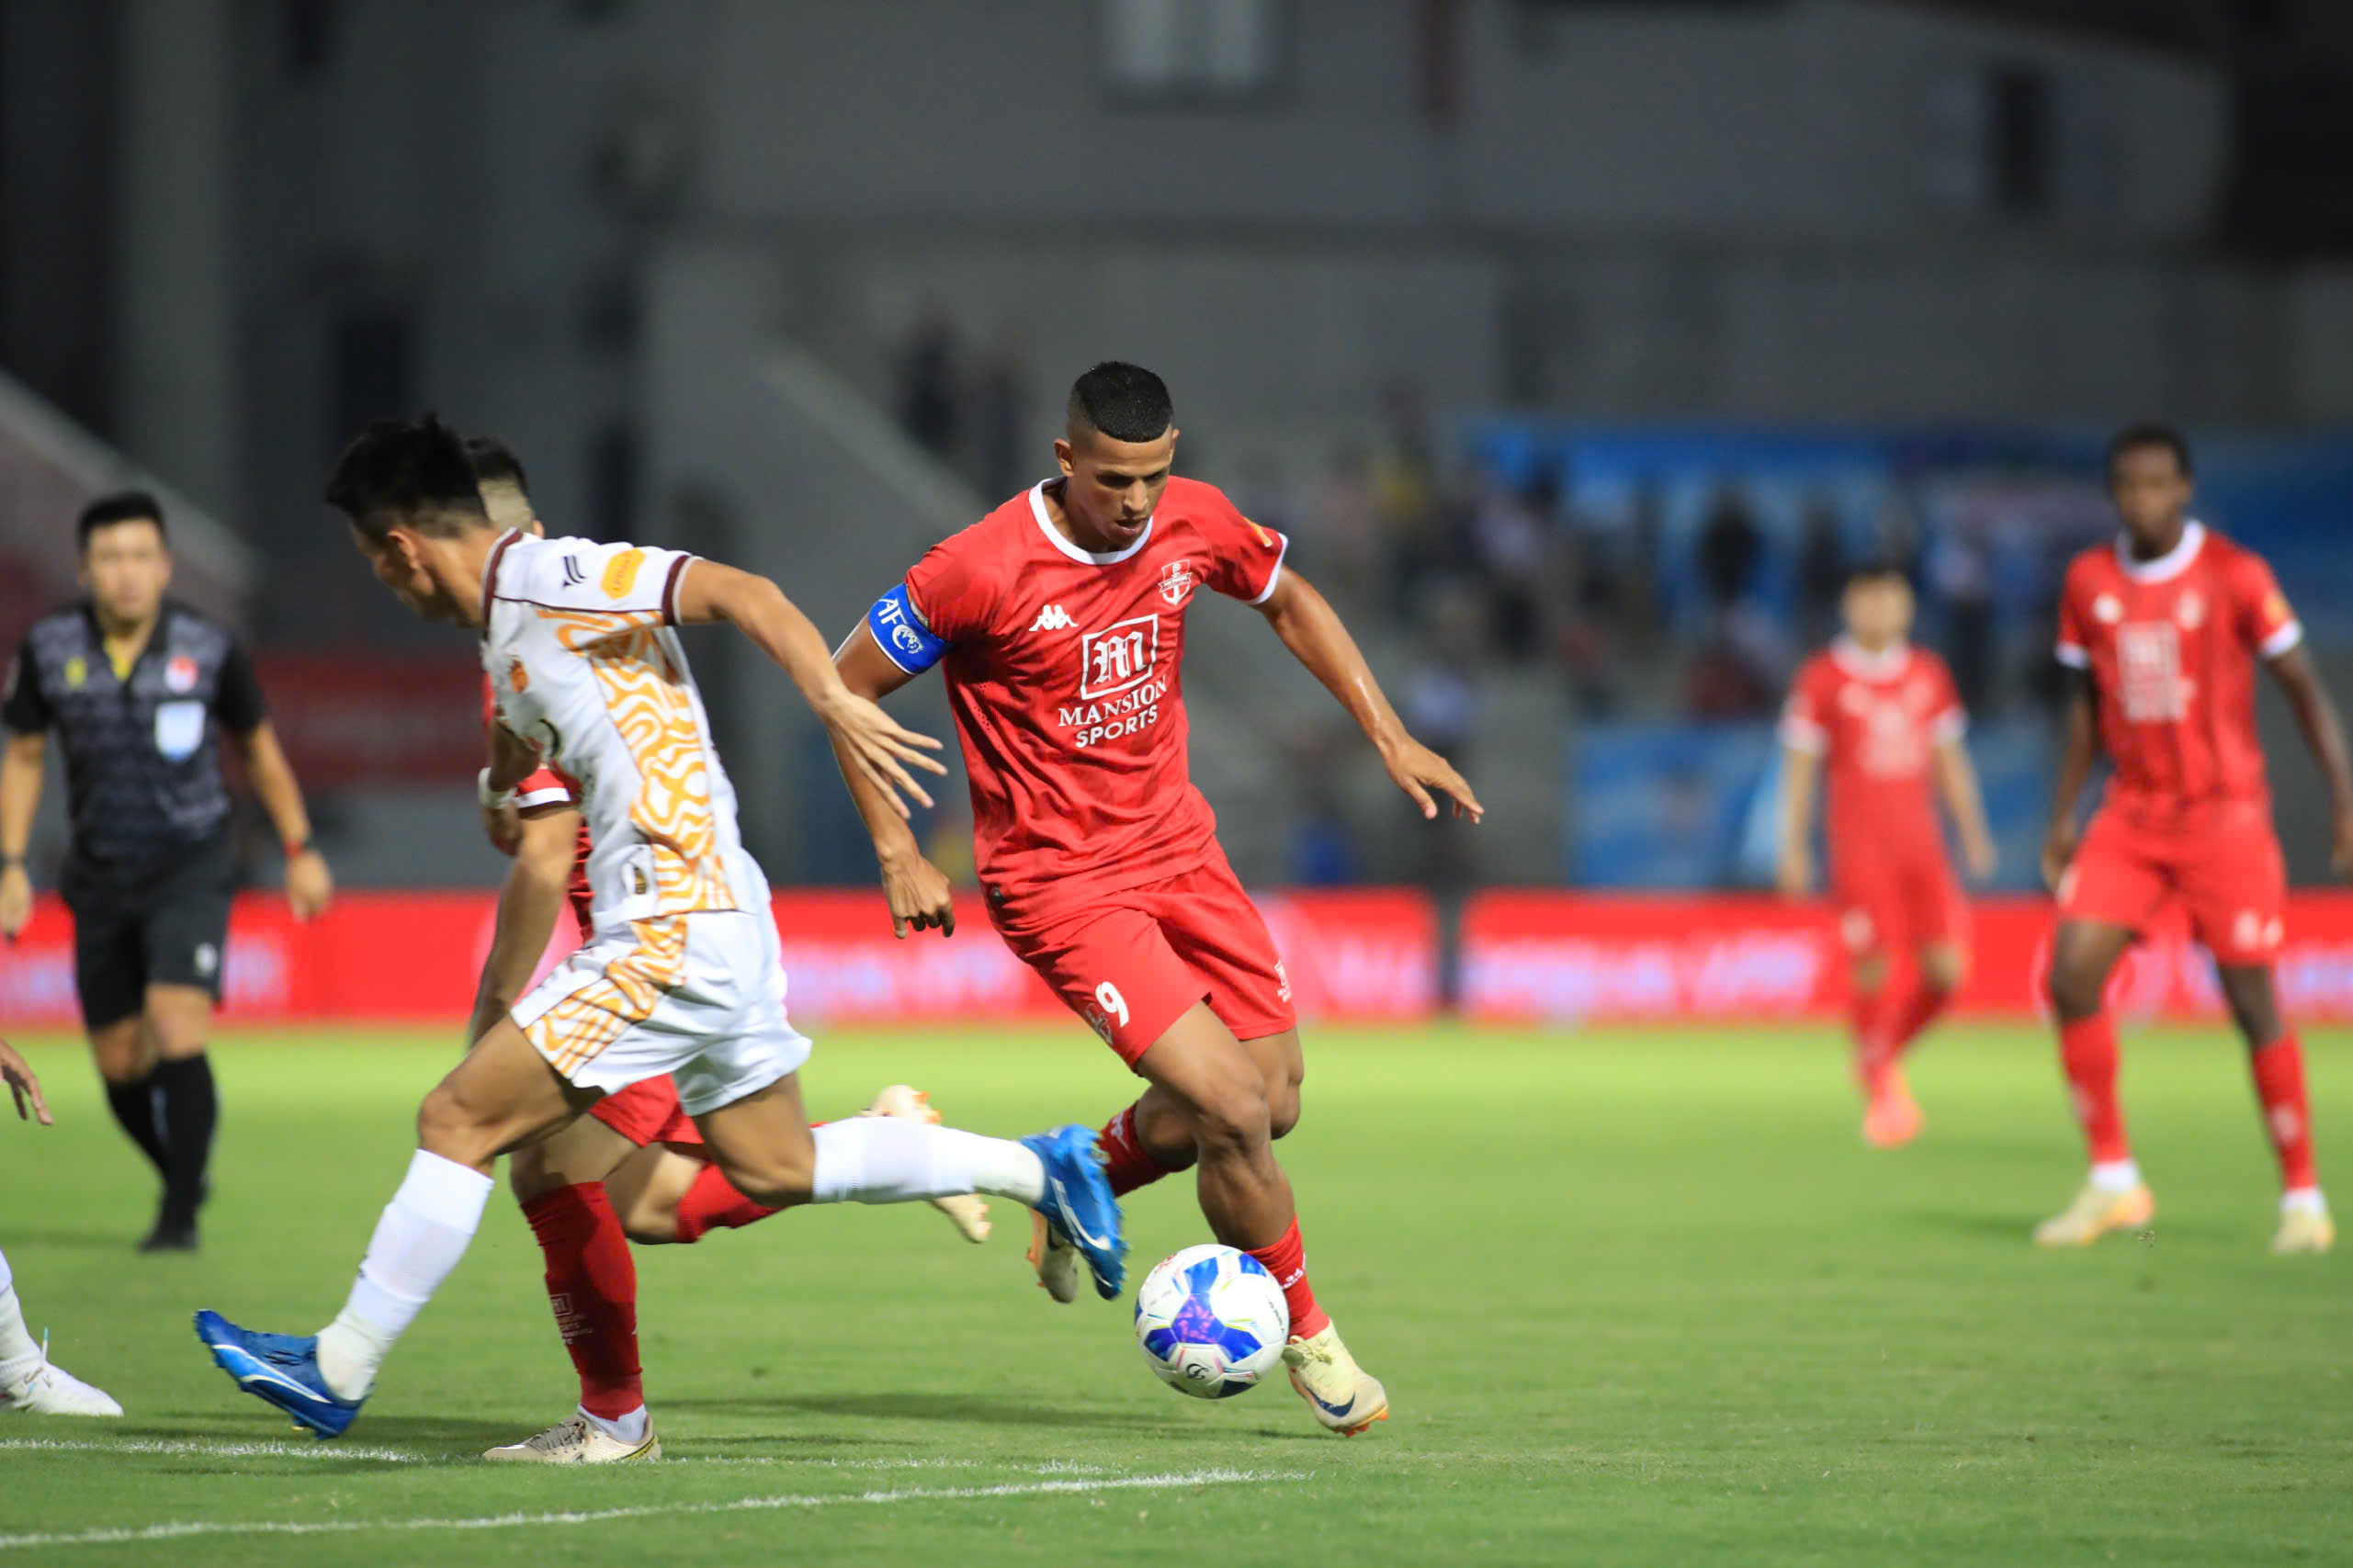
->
[0, 492, 332, 1252]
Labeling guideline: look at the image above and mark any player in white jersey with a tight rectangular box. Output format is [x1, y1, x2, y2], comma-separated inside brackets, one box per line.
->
[194, 416, 1126, 1440]
[0, 1038, 123, 1416]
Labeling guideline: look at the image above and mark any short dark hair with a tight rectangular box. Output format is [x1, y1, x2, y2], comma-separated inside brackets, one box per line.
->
[1068, 361, 1173, 444]
[463, 434, 530, 496]
[78, 491, 165, 550]
[324, 414, 491, 541]
[1846, 558, 1908, 588]
[2107, 421, 2192, 481]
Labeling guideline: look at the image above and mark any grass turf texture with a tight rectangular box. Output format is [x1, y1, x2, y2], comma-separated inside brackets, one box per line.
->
[0, 1023, 2347, 1566]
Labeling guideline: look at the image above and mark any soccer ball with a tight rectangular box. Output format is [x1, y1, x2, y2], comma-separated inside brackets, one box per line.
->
[1133, 1243, 1290, 1399]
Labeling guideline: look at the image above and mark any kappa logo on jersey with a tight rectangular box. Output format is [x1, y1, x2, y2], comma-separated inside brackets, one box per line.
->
[1030, 604, 1075, 632]
[561, 555, 586, 588]
[1080, 615, 1160, 700]
[1159, 558, 1197, 608]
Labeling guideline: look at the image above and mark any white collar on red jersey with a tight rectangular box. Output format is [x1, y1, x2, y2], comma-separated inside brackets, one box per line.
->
[1030, 480, 1156, 565]
[1828, 636, 1910, 679]
[2114, 519, 2206, 584]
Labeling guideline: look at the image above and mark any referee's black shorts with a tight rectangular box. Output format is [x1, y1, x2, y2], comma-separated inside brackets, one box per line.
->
[58, 834, 237, 1031]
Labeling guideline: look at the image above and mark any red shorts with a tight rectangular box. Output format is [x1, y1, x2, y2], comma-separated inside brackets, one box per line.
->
[991, 855, 1297, 1068]
[2059, 800, 2286, 965]
[587, 1075, 704, 1148]
[1828, 843, 1967, 959]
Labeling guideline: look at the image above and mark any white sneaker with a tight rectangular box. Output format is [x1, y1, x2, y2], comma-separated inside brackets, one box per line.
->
[482, 1413, 660, 1463]
[1026, 1211, 1082, 1304]
[1283, 1324, 1388, 1436]
[2273, 1200, 2336, 1255]
[865, 1084, 991, 1243]
[0, 1337, 123, 1417]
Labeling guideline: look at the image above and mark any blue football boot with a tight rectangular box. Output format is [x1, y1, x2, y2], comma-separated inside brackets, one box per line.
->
[1019, 1124, 1126, 1300]
[193, 1310, 364, 1439]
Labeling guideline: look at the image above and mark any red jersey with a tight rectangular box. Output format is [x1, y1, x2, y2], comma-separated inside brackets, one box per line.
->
[2054, 522, 2299, 823]
[481, 676, 593, 936]
[888, 476, 1287, 909]
[1780, 639, 1964, 858]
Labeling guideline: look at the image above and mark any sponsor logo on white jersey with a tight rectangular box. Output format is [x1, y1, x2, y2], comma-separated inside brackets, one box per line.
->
[1030, 604, 1075, 632]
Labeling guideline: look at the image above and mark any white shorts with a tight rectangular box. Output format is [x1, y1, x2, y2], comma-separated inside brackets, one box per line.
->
[511, 910, 810, 1117]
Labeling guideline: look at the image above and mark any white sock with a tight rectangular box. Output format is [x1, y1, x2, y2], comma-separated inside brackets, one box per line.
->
[580, 1403, 649, 1444]
[2281, 1187, 2326, 1214]
[808, 1118, 1045, 1207]
[2088, 1159, 2142, 1192]
[0, 1248, 42, 1383]
[315, 1151, 494, 1401]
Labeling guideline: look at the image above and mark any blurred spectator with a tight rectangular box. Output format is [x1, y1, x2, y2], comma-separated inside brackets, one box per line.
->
[971, 338, 1028, 499]
[1470, 468, 1552, 660]
[1311, 446, 1382, 615]
[895, 313, 961, 457]
[1697, 485, 1763, 608]
[1927, 517, 1995, 710]
[1796, 492, 1846, 648]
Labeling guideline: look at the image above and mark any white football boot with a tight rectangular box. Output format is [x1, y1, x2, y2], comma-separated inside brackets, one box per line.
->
[2272, 1196, 2336, 1255]
[865, 1085, 991, 1243]
[482, 1413, 661, 1463]
[1283, 1324, 1389, 1436]
[1027, 1212, 1083, 1304]
[0, 1337, 123, 1417]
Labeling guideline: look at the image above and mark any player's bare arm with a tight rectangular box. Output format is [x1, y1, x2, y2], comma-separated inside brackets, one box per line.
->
[1776, 741, 1819, 897]
[1933, 736, 1999, 883]
[0, 729, 40, 941]
[831, 622, 956, 939]
[232, 719, 333, 920]
[0, 1037, 51, 1125]
[1254, 570, 1482, 822]
[671, 558, 945, 816]
[2265, 644, 2353, 876]
[2042, 667, 2100, 891]
[465, 803, 583, 1048]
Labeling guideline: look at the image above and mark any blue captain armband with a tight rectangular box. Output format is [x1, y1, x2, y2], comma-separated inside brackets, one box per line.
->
[867, 583, 951, 674]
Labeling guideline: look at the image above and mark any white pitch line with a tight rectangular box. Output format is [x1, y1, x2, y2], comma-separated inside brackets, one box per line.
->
[0, 1437, 425, 1464]
[0, 1467, 1305, 1552]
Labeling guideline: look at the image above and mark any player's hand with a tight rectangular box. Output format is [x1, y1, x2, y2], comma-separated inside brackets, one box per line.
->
[1382, 738, 1483, 822]
[1775, 842, 1812, 899]
[0, 863, 29, 944]
[0, 1039, 51, 1125]
[1963, 829, 1998, 885]
[2040, 819, 2079, 894]
[819, 689, 948, 818]
[482, 799, 523, 857]
[285, 848, 334, 922]
[880, 849, 956, 940]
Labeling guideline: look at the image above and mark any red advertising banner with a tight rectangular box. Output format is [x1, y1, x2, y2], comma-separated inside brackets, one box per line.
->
[1461, 891, 2353, 1024]
[0, 887, 1435, 1028]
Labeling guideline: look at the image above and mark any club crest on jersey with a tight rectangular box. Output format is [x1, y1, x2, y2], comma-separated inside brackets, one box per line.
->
[165, 655, 198, 694]
[1159, 558, 1198, 608]
[2176, 590, 2205, 630]
[2094, 593, 2124, 625]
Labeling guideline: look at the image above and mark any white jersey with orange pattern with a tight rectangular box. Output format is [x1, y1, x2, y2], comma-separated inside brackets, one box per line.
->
[479, 530, 766, 931]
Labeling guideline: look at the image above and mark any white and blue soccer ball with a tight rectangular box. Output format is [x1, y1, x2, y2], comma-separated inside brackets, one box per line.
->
[1133, 1243, 1290, 1399]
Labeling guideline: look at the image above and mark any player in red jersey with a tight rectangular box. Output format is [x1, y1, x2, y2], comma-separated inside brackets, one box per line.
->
[460, 440, 988, 1463]
[2037, 423, 2353, 1252]
[830, 363, 1481, 1436]
[1778, 561, 1997, 1148]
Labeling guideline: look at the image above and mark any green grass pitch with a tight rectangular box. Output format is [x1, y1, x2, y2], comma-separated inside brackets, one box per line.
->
[0, 1021, 2347, 1566]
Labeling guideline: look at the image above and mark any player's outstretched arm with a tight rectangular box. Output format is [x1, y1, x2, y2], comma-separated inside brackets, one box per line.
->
[466, 804, 583, 1047]
[673, 560, 945, 817]
[2042, 669, 2101, 891]
[831, 622, 957, 939]
[0, 1037, 51, 1125]
[1255, 570, 1483, 822]
[1775, 743, 1819, 898]
[2267, 645, 2353, 876]
[234, 721, 334, 920]
[0, 730, 43, 942]
[1933, 738, 1998, 883]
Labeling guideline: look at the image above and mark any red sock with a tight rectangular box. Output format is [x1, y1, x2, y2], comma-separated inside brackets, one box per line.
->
[673, 1160, 779, 1243]
[1245, 1218, 1331, 1342]
[520, 1183, 643, 1421]
[2059, 1013, 2131, 1164]
[1884, 980, 1952, 1062]
[2250, 1032, 2318, 1191]
[1098, 1103, 1186, 1198]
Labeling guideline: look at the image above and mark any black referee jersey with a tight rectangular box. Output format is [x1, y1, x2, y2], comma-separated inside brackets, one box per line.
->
[3, 600, 266, 882]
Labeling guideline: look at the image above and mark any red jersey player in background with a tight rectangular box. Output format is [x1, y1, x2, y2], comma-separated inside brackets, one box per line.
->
[460, 438, 987, 1464]
[2037, 423, 2353, 1253]
[831, 362, 1481, 1436]
[1777, 561, 1997, 1147]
